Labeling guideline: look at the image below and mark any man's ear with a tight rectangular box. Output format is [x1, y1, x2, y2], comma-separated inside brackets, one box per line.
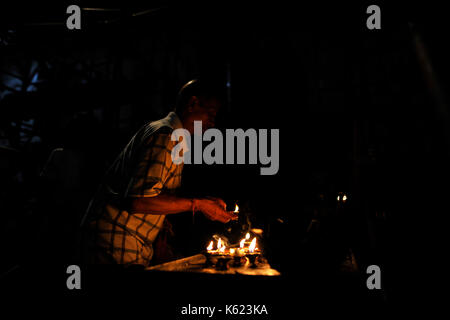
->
[187, 96, 199, 111]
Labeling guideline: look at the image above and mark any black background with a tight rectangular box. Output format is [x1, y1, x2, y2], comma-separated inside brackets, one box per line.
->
[1, 1, 448, 315]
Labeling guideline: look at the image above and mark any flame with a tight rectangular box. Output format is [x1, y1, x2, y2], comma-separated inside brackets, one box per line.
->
[234, 204, 239, 213]
[251, 228, 263, 235]
[216, 238, 227, 253]
[245, 232, 250, 240]
[207, 241, 213, 251]
[249, 237, 257, 253]
[240, 238, 245, 249]
[342, 195, 347, 202]
[230, 248, 235, 255]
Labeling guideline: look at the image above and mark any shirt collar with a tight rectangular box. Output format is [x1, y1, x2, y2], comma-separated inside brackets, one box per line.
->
[165, 111, 183, 130]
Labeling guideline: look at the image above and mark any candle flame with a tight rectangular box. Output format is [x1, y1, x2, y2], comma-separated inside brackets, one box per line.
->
[219, 245, 226, 253]
[251, 228, 263, 235]
[240, 238, 245, 249]
[249, 237, 257, 253]
[234, 204, 239, 213]
[230, 248, 235, 255]
[207, 241, 213, 251]
[245, 232, 250, 240]
[217, 238, 222, 250]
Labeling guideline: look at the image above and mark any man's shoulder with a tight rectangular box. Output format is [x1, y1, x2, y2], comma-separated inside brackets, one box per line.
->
[146, 114, 179, 135]
[135, 112, 182, 148]
[138, 118, 173, 141]
[150, 120, 174, 132]
[139, 122, 174, 150]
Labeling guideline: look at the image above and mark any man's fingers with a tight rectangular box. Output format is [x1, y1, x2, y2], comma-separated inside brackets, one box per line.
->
[212, 197, 227, 210]
[205, 197, 227, 210]
[218, 210, 238, 223]
[200, 201, 238, 223]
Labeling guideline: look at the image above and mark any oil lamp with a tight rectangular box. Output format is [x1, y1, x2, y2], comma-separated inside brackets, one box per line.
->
[204, 237, 233, 269]
[245, 237, 261, 268]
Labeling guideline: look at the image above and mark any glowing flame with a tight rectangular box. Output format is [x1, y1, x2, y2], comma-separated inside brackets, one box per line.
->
[207, 241, 213, 251]
[342, 195, 347, 201]
[234, 204, 239, 213]
[230, 248, 235, 255]
[245, 232, 250, 240]
[249, 237, 257, 253]
[217, 238, 222, 250]
[240, 238, 245, 249]
[251, 228, 263, 235]
[219, 245, 226, 253]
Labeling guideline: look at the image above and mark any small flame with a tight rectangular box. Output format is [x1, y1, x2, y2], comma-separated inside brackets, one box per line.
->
[240, 238, 245, 249]
[245, 232, 250, 240]
[207, 241, 213, 251]
[249, 237, 257, 253]
[217, 238, 222, 250]
[251, 228, 263, 235]
[234, 204, 239, 213]
[342, 195, 347, 202]
[230, 248, 235, 255]
[219, 245, 226, 253]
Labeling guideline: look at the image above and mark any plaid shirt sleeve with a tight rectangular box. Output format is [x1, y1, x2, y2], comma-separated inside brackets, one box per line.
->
[127, 128, 177, 198]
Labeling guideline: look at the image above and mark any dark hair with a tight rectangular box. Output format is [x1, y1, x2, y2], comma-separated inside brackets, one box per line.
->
[175, 79, 224, 115]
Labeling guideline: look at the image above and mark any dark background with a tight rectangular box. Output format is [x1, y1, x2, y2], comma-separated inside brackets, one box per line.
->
[0, 1, 448, 312]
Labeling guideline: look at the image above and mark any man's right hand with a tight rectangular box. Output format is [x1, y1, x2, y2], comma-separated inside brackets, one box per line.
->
[194, 198, 238, 223]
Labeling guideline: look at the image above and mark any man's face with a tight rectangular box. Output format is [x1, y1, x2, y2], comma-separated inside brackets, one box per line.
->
[183, 96, 221, 134]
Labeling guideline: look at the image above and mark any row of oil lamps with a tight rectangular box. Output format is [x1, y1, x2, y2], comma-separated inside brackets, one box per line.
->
[206, 204, 261, 257]
[204, 232, 262, 269]
[206, 232, 260, 256]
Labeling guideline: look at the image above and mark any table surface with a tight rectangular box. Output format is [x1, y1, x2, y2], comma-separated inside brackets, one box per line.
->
[146, 254, 281, 276]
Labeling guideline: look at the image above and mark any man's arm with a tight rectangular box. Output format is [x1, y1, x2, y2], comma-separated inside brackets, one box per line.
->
[127, 194, 192, 215]
[126, 194, 238, 223]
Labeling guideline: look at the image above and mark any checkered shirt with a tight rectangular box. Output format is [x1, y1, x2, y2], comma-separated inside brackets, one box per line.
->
[84, 112, 185, 266]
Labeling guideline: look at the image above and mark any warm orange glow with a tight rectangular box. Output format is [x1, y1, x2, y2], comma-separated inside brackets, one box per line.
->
[251, 228, 263, 235]
[207, 241, 213, 251]
[240, 238, 245, 249]
[234, 204, 239, 213]
[249, 237, 257, 253]
[229, 248, 235, 255]
[245, 232, 250, 240]
[216, 238, 226, 253]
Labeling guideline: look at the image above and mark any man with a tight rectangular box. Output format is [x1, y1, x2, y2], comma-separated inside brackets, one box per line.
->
[82, 79, 237, 266]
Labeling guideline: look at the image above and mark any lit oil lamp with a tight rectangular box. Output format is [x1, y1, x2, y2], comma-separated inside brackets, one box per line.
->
[216, 238, 232, 270]
[245, 237, 261, 268]
[204, 240, 216, 267]
[204, 227, 263, 269]
[205, 237, 233, 269]
[228, 247, 244, 267]
[207, 241, 213, 251]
